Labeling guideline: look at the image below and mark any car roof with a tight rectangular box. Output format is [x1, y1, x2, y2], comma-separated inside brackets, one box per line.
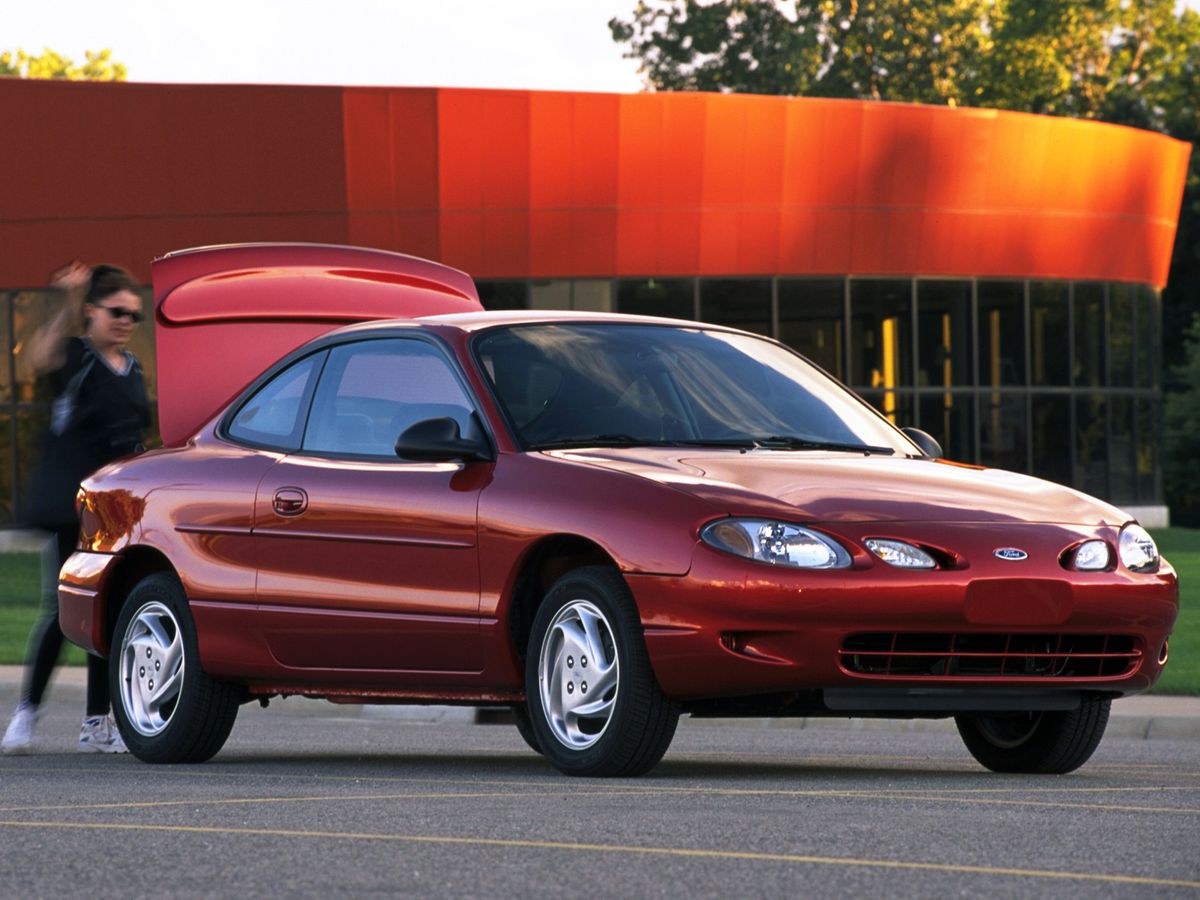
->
[326, 308, 739, 338]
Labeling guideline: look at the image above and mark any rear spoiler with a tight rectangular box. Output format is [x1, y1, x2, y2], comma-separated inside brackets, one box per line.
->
[153, 243, 482, 446]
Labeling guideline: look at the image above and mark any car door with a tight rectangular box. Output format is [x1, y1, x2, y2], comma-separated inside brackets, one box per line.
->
[251, 336, 489, 675]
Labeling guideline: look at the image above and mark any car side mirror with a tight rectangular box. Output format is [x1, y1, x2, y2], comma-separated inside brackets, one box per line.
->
[901, 427, 942, 459]
[395, 416, 494, 463]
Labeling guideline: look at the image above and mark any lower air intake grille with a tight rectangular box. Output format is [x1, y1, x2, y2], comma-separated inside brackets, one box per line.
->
[839, 633, 1140, 678]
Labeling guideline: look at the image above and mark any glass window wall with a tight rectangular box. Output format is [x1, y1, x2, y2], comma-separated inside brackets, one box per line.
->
[1109, 284, 1136, 387]
[1031, 394, 1072, 487]
[849, 280, 911, 393]
[1074, 283, 1105, 388]
[916, 281, 972, 390]
[1029, 282, 1069, 386]
[979, 392, 1027, 473]
[978, 281, 1025, 387]
[777, 279, 844, 380]
[700, 279, 771, 336]
[1136, 286, 1159, 389]
[1075, 393, 1108, 499]
[615, 278, 694, 320]
[476, 281, 528, 310]
[918, 391, 974, 463]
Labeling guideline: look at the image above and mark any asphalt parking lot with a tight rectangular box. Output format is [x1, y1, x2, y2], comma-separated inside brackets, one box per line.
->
[2, 678, 1198, 898]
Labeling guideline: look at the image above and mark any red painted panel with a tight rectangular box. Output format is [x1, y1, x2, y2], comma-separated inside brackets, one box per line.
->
[529, 92, 574, 210]
[342, 90, 396, 211]
[571, 93, 620, 209]
[0, 80, 1189, 291]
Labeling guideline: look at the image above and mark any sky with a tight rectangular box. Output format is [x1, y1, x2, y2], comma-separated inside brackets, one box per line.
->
[9, 1, 1199, 94]
[6, 0, 646, 93]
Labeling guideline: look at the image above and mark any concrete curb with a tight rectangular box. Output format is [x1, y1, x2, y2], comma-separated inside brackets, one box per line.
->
[4, 665, 1197, 739]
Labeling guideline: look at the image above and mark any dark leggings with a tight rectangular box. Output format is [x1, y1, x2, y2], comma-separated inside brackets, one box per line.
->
[21, 525, 109, 716]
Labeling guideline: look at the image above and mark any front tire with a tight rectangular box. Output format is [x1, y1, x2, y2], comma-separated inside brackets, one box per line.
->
[955, 696, 1111, 774]
[110, 573, 240, 763]
[525, 566, 679, 777]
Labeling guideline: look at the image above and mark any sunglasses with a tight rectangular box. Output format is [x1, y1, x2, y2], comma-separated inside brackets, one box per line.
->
[97, 305, 144, 324]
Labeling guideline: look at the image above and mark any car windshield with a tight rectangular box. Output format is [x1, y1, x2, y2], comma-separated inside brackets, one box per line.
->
[474, 323, 914, 455]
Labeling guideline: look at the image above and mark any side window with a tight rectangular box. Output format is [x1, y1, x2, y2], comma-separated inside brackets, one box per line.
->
[226, 352, 324, 450]
[303, 339, 475, 458]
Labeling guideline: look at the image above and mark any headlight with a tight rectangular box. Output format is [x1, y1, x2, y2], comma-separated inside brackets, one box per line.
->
[701, 519, 851, 569]
[1118, 524, 1159, 573]
[865, 538, 937, 569]
[1071, 540, 1111, 571]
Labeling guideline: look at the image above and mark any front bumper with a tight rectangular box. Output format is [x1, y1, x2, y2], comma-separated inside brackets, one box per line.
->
[630, 523, 1179, 705]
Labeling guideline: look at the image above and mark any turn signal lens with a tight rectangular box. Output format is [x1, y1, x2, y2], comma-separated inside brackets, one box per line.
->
[1118, 524, 1159, 573]
[864, 538, 937, 569]
[701, 519, 851, 569]
[1072, 540, 1111, 571]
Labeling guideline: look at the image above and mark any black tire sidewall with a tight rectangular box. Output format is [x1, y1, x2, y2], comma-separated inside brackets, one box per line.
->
[524, 567, 660, 776]
[109, 572, 219, 763]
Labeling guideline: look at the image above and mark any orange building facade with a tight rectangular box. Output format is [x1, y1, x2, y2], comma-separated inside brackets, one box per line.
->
[0, 79, 1191, 523]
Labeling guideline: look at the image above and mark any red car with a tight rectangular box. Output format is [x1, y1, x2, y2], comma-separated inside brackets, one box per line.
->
[60, 243, 1178, 777]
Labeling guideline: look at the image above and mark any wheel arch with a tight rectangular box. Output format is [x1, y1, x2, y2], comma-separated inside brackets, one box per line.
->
[506, 534, 621, 663]
[100, 546, 178, 652]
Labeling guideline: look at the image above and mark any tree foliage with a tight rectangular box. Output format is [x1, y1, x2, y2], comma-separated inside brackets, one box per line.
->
[1164, 314, 1200, 526]
[0, 47, 127, 81]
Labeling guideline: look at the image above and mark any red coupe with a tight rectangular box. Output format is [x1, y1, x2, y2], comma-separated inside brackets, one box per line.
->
[60, 243, 1178, 776]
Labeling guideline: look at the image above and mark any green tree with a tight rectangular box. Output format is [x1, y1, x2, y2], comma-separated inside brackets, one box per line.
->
[1164, 314, 1200, 526]
[610, 0, 991, 105]
[0, 47, 126, 81]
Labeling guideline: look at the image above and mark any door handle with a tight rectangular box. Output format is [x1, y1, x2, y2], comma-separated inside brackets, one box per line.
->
[273, 487, 308, 517]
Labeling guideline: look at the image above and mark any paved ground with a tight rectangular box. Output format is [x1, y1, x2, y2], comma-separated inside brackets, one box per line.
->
[2, 673, 1198, 897]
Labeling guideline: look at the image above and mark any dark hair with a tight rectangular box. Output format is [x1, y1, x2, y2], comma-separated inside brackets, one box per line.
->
[86, 264, 138, 305]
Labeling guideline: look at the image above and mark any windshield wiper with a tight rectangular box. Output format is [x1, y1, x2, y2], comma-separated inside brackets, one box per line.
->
[752, 435, 895, 455]
[531, 434, 645, 450]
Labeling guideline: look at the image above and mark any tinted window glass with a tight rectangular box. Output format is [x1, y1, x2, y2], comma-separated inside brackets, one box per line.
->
[303, 340, 473, 458]
[778, 279, 844, 380]
[1031, 394, 1071, 486]
[978, 281, 1025, 387]
[616, 278, 694, 319]
[1109, 396, 1135, 504]
[1074, 283, 1105, 388]
[1136, 286, 1159, 389]
[476, 281, 528, 310]
[700, 279, 771, 336]
[475, 324, 910, 453]
[849, 280, 911, 389]
[916, 281, 971, 389]
[226, 352, 323, 450]
[1029, 282, 1069, 386]
[1109, 284, 1135, 387]
[1076, 393, 1108, 498]
[979, 393, 1027, 473]
[918, 392, 974, 463]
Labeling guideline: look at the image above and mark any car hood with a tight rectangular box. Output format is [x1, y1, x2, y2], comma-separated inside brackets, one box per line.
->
[544, 448, 1130, 526]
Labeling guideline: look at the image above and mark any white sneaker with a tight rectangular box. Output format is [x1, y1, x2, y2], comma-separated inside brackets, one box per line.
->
[79, 715, 128, 754]
[2, 702, 38, 754]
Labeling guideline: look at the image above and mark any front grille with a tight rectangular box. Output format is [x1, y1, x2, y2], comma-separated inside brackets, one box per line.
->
[839, 633, 1140, 679]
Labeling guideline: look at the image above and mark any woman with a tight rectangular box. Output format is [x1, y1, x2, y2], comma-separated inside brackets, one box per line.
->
[2, 261, 151, 754]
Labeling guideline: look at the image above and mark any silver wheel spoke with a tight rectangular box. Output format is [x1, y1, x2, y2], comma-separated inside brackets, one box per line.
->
[538, 597, 620, 751]
[119, 600, 186, 738]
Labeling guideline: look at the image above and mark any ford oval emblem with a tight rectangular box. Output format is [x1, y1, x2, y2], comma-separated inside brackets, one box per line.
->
[994, 547, 1028, 561]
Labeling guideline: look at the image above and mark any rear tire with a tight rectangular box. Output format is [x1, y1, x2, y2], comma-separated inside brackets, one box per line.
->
[110, 573, 240, 763]
[955, 696, 1111, 774]
[525, 566, 679, 777]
